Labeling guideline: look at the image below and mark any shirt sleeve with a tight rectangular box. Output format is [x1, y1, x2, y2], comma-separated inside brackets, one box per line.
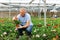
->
[26, 14, 31, 21]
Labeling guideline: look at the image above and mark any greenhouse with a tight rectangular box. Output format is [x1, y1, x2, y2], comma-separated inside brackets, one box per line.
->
[0, 0, 60, 40]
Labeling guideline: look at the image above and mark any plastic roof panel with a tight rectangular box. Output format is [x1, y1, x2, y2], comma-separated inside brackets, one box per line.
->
[0, 0, 60, 4]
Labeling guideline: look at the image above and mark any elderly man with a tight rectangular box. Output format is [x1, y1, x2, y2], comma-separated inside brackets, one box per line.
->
[13, 8, 33, 40]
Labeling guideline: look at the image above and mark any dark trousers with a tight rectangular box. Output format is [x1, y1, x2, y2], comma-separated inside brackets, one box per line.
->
[18, 28, 31, 35]
[16, 25, 33, 38]
[16, 28, 32, 38]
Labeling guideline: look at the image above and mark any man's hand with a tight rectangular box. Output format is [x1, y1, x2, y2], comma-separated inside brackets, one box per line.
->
[22, 20, 30, 28]
[15, 25, 22, 31]
[18, 25, 23, 29]
[12, 16, 18, 21]
[16, 25, 23, 29]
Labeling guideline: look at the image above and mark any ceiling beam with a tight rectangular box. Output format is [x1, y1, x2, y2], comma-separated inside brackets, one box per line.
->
[29, 0, 34, 4]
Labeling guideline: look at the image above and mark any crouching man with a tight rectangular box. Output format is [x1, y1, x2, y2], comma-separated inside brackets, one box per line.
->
[12, 8, 33, 40]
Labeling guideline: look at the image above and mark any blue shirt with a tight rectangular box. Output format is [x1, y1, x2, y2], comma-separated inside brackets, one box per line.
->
[17, 13, 33, 26]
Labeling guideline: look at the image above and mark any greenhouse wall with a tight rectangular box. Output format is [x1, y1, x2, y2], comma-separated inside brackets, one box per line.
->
[0, 11, 60, 18]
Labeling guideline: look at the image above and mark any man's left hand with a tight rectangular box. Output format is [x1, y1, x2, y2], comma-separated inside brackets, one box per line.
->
[18, 25, 23, 29]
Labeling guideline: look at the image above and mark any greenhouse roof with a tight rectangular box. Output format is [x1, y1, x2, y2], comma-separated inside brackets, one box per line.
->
[0, 0, 60, 4]
[0, 0, 60, 11]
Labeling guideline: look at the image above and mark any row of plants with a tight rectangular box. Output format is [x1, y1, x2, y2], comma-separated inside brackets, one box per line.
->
[0, 18, 60, 40]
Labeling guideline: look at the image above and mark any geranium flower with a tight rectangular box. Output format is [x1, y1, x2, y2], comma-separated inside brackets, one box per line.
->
[0, 20, 4, 23]
[53, 26, 58, 28]
[32, 35, 35, 38]
[36, 34, 40, 38]
[47, 24, 51, 26]
[43, 34, 46, 37]
[34, 29, 37, 32]
[3, 32, 7, 35]
[51, 29, 56, 32]
[10, 30, 12, 32]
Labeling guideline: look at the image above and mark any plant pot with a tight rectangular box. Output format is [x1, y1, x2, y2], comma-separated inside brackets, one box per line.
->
[16, 24, 19, 28]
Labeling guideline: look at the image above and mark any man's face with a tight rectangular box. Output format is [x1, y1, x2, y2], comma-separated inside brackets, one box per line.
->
[20, 9, 26, 17]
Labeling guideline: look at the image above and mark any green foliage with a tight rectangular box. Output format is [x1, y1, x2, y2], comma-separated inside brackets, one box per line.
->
[0, 18, 60, 40]
[14, 20, 20, 24]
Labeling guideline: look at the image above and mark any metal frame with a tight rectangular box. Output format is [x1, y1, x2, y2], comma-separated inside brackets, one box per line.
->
[0, 0, 60, 26]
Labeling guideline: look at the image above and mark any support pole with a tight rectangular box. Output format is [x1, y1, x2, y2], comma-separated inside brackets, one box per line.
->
[44, 0, 46, 26]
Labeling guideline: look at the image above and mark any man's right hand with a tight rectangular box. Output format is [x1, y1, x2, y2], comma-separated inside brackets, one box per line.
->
[12, 16, 18, 21]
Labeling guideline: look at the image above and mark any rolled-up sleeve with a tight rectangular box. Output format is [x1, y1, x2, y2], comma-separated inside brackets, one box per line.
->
[26, 14, 31, 21]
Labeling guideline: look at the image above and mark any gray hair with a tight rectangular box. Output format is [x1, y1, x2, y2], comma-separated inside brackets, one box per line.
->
[19, 8, 27, 12]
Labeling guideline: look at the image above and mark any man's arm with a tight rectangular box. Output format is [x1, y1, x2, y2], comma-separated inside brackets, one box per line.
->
[12, 14, 20, 21]
[22, 14, 31, 28]
[18, 20, 30, 28]
[22, 20, 30, 28]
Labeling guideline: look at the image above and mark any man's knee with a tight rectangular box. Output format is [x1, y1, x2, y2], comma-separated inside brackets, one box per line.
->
[26, 25, 33, 32]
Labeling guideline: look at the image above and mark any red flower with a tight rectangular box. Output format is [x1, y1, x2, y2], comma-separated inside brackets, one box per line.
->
[37, 24, 42, 27]
[47, 24, 51, 26]
[53, 26, 58, 28]
[0, 20, 4, 23]
[56, 35, 59, 39]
